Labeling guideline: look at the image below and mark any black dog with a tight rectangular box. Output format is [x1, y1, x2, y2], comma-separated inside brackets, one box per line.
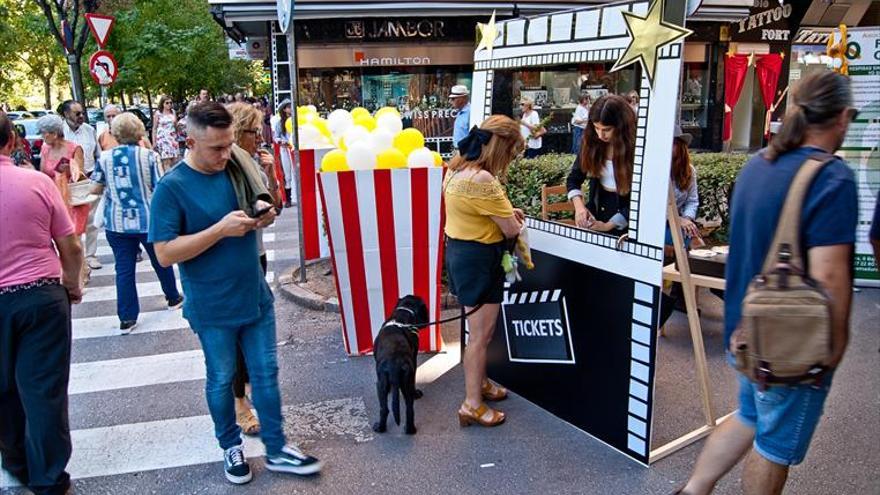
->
[372, 295, 428, 435]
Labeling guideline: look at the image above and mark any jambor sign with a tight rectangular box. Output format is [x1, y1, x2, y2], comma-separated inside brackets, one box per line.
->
[502, 289, 575, 364]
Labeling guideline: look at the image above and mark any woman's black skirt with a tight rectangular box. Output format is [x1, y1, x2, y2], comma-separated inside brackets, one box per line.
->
[445, 237, 506, 307]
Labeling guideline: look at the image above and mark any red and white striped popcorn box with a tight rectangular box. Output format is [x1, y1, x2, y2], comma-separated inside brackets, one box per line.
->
[296, 148, 332, 260]
[317, 167, 446, 356]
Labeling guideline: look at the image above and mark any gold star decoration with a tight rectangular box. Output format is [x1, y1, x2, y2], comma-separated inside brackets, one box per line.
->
[476, 11, 498, 56]
[610, 0, 693, 88]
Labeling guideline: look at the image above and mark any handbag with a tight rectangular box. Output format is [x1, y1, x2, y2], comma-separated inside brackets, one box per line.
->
[731, 154, 836, 389]
[68, 179, 94, 206]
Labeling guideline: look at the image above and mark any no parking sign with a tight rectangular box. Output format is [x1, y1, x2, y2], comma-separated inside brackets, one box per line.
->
[88, 50, 118, 86]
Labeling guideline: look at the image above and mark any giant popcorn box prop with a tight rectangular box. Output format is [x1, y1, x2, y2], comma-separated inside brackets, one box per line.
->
[317, 167, 446, 356]
[296, 148, 332, 260]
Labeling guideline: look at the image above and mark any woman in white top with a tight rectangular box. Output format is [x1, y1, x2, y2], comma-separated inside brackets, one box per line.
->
[570, 94, 591, 155]
[519, 99, 544, 158]
[565, 94, 636, 234]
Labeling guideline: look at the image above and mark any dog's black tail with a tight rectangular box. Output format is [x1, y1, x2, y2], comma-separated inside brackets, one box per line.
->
[391, 374, 401, 426]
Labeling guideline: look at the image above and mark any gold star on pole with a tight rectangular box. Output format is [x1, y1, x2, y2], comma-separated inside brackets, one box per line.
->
[476, 11, 498, 56]
[611, 0, 693, 88]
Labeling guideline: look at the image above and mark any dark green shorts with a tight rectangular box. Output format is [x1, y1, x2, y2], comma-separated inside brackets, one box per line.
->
[445, 237, 506, 307]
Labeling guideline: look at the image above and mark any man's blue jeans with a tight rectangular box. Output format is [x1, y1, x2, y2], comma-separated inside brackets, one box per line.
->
[105, 231, 180, 322]
[194, 301, 286, 456]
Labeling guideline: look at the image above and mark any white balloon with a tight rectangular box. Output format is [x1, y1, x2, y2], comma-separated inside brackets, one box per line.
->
[297, 124, 321, 149]
[327, 109, 353, 136]
[407, 147, 434, 168]
[376, 113, 403, 134]
[369, 128, 395, 154]
[306, 105, 317, 113]
[346, 141, 377, 170]
[342, 125, 370, 149]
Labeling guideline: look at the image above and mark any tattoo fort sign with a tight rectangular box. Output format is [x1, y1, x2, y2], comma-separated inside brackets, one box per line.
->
[470, 0, 722, 465]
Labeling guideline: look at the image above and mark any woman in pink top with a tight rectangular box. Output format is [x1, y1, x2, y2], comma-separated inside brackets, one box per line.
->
[38, 115, 90, 235]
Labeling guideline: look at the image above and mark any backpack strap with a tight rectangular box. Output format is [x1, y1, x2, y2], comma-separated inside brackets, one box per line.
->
[761, 153, 837, 275]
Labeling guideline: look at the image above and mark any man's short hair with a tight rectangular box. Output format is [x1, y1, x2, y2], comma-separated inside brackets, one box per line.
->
[0, 112, 13, 149]
[60, 99, 80, 115]
[187, 102, 232, 136]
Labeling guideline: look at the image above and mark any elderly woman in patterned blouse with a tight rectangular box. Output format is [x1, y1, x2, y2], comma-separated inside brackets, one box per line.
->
[90, 113, 184, 335]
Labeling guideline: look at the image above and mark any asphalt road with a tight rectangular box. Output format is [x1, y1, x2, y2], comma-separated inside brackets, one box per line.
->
[2, 208, 878, 495]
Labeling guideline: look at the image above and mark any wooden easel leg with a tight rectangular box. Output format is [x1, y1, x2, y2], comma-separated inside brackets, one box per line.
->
[667, 187, 717, 427]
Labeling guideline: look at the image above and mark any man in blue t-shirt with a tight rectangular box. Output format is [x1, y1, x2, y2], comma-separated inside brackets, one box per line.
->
[679, 72, 858, 495]
[149, 102, 321, 484]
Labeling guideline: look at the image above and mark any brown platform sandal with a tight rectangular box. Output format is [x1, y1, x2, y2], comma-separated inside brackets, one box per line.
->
[235, 398, 261, 436]
[458, 402, 506, 427]
[481, 381, 508, 401]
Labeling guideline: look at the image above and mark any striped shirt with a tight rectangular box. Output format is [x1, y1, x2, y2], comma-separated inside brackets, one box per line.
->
[92, 145, 160, 233]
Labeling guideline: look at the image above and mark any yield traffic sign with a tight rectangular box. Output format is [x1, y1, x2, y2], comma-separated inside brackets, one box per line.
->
[84, 13, 115, 49]
[89, 50, 118, 86]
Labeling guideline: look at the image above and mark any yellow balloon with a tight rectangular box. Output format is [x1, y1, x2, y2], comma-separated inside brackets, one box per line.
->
[350, 107, 370, 120]
[312, 118, 331, 138]
[431, 151, 443, 166]
[321, 149, 349, 172]
[393, 128, 425, 155]
[374, 106, 400, 119]
[284, 117, 292, 135]
[376, 148, 407, 169]
[354, 114, 376, 132]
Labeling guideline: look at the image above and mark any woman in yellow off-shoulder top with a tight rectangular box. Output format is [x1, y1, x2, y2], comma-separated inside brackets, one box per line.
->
[444, 115, 525, 428]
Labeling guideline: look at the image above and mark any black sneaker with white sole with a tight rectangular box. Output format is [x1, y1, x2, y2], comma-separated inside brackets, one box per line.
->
[167, 296, 184, 310]
[265, 445, 322, 476]
[224, 444, 252, 484]
[119, 320, 137, 335]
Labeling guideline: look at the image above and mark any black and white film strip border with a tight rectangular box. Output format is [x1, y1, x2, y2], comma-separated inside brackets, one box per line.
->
[474, 48, 625, 71]
[525, 218, 663, 261]
[503, 289, 562, 305]
[627, 298, 655, 457]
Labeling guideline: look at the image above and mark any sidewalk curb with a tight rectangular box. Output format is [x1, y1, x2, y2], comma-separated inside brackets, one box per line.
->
[276, 272, 340, 313]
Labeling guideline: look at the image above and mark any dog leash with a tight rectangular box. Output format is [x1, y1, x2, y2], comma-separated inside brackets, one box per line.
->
[388, 303, 485, 332]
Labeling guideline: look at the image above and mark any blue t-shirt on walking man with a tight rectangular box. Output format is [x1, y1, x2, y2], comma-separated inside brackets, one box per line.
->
[724, 146, 858, 349]
[148, 161, 272, 330]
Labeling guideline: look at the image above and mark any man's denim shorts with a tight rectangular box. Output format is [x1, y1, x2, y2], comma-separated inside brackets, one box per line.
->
[735, 370, 834, 466]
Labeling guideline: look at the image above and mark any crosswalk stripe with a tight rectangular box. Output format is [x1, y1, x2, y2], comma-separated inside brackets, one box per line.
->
[73, 309, 189, 340]
[81, 272, 275, 303]
[94, 233, 280, 257]
[69, 349, 205, 395]
[0, 397, 369, 487]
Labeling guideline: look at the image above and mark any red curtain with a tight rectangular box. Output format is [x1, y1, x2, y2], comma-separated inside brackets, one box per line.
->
[755, 53, 784, 138]
[723, 54, 750, 142]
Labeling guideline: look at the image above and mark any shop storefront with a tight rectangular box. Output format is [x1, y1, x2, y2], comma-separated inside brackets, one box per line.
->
[210, 1, 755, 154]
[269, 17, 482, 153]
[489, 30, 727, 154]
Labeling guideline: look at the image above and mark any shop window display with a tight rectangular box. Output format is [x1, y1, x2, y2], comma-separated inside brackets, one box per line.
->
[298, 67, 472, 151]
[502, 64, 638, 153]
[681, 63, 709, 131]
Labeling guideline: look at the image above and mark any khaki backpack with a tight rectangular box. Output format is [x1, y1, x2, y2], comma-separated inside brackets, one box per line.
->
[732, 154, 836, 389]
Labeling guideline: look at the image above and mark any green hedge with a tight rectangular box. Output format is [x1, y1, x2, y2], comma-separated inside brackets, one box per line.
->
[503, 151, 749, 236]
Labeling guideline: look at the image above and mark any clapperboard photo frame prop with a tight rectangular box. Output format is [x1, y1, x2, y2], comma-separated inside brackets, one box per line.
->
[469, 0, 724, 465]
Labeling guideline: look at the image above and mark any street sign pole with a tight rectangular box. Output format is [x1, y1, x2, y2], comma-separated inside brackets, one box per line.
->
[278, 0, 307, 283]
[100, 85, 108, 109]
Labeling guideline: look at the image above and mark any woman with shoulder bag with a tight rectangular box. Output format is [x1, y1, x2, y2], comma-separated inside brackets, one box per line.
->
[444, 116, 525, 427]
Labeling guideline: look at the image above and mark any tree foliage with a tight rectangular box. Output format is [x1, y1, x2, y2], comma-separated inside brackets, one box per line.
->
[0, 0, 68, 107]
[98, 0, 261, 106]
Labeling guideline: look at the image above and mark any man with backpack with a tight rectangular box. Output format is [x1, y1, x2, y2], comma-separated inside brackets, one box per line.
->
[678, 71, 858, 495]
